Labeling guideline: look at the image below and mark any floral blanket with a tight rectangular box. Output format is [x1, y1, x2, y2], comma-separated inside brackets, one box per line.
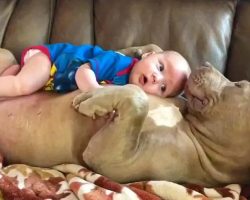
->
[0, 155, 249, 200]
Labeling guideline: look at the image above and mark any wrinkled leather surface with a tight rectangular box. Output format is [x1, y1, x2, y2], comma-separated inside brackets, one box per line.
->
[95, 0, 236, 73]
[0, 0, 93, 59]
[2, 0, 53, 59]
[50, 0, 93, 45]
[226, 0, 250, 81]
[0, 0, 249, 80]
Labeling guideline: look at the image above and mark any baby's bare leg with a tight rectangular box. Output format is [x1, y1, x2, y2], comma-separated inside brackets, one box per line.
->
[1, 64, 21, 76]
[0, 52, 51, 97]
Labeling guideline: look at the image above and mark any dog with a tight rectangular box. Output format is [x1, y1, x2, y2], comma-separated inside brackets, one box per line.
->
[0, 56, 249, 186]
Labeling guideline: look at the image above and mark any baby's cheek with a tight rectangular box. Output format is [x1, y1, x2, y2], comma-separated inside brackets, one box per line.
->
[171, 79, 187, 96]
[145, 85, 161, 96]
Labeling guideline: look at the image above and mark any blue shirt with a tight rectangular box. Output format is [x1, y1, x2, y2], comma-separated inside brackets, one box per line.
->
[37, 43, 137, 92]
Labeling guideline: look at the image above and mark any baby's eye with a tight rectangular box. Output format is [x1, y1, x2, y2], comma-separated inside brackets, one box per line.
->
[159, 64, 164, 71]
[161, 84, 166, 93]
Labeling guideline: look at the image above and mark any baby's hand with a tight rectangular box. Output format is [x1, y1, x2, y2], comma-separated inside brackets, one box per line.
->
[80, 84, 104, 93]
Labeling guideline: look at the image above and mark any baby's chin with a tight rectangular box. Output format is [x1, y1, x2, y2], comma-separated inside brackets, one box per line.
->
[129, 78, 143, 90]
[128, 74, 137, 85]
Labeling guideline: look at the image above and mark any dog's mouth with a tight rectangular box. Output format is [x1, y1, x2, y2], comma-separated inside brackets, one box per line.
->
[139, 74, 148, 85]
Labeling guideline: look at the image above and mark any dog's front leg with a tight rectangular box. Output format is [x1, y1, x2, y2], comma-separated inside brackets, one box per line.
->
[72, 85, 149, 181]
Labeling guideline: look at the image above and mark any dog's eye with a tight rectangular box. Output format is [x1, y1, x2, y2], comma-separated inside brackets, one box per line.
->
[235, 80, 248, 88]
[235, 82, 242, 88]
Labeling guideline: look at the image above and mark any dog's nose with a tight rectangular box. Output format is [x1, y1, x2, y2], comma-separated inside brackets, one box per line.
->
[203, 61, 213, 69]
[196, 62, 214, 75]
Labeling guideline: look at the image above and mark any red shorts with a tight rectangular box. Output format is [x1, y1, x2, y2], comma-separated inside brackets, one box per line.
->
[20, 45, 51, 66]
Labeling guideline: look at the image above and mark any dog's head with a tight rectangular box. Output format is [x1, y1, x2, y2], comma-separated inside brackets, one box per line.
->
[185, 62, 250, 137]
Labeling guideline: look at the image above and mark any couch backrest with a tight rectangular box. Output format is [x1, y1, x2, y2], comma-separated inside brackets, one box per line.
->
[0, 0, 250, 81]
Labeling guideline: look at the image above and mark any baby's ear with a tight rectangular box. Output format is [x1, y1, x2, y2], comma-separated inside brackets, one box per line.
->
[141, 51, 156, 58]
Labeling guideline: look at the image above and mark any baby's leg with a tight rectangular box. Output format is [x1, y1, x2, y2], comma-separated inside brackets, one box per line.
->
[0, 52, 51, 97]
[1, 64, 21, 76]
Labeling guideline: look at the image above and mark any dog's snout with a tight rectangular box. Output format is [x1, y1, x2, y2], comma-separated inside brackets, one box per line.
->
[203, 62, 213, 69]
[195, 62, 214, 75]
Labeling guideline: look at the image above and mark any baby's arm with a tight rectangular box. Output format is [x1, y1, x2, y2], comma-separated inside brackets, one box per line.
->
[75, 63, 102, 92]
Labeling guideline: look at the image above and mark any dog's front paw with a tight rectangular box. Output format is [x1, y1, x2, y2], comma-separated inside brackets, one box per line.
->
[72, 91, 113, 119]
[72, 92, 92, 109]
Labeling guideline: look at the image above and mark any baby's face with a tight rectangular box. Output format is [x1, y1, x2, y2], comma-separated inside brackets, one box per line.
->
[129, 51, 190, 97]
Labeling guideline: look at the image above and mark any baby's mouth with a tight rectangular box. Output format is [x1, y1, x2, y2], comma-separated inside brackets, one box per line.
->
[139, 74, 148, 85]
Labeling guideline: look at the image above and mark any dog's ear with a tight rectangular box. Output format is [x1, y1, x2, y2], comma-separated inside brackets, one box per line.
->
[141, 51, 155, 59]
[134, 49, 143, 59]
[117, 44, 163, 59]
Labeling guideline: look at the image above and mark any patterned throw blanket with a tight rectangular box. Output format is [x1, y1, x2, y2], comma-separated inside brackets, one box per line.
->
[0, 155, 248, 200]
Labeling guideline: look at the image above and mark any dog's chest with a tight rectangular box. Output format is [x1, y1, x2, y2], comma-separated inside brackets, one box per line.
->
[141, 105, 183, 131]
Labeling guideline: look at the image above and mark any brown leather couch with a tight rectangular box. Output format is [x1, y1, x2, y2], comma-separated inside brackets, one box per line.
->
[0, 0, 249, 81]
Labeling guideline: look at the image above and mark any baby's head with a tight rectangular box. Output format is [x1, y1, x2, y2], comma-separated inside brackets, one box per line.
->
[129, 50, 190, 97]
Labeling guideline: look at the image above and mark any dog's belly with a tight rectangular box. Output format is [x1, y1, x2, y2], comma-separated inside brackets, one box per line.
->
[0, 91, 105, 167]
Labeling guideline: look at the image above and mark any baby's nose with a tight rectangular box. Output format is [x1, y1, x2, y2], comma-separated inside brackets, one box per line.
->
[152, 73, 162, 83]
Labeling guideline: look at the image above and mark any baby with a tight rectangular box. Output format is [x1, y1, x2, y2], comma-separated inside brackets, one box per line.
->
[0, 43, 190, 98]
